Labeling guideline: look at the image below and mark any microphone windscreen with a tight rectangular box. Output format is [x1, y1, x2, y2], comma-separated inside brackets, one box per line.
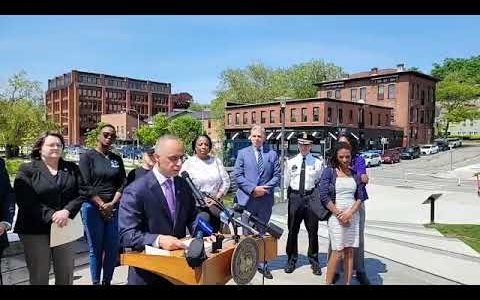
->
[266, 222, 284, 239]
[180, 171, 189, 178]
[185, 238, 207, 268]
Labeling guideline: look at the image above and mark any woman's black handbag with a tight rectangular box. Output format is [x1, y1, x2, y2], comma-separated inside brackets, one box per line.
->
[309, 186, 332, 221]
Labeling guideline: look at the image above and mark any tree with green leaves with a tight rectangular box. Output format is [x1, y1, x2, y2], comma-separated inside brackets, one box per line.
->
[436, 72, 480, 137]
[431, 55, 480, 84]
[137, 114, 170, 146]
[167, 116, 203, 156]
[189, 101, 209, 112]
[210, 60, 344, 139]
[0, 72, 59, 157]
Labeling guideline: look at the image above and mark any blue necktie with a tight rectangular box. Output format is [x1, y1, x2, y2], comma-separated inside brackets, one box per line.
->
[257, 148, 264, 175]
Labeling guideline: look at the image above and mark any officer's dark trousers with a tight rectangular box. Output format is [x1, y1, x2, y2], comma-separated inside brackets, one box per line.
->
[286, 191, 319, 264]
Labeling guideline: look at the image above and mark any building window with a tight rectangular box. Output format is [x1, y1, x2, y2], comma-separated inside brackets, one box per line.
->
[338, 108, 343, 124]
[388, 84, 395, 99]
[349, 110, 353, 124]
[208, 120, 211, 129]
[301, 108, 307, 122]
[270, 110, 275, 123]
[335, 89, 341, 99]
[243, 112, 248, 124]
[420, 110, 424, 124]
[415, 108, 419, 123]
[421, 90, 425, 105]
[327, 91, 332, 98]
[410, 127, 414, 138]
[369, 112, 373, 126]
[410, 107, 414, 123]
[227, 114, 232, 125]
[313, 107, 319, 122]
[378, 85, 384, 100]
[260, 111, 266, 124]
[377, 113, 381, 126]
[327, 107, 332, 123]
[235, 113, 240, 125]
[290, 109, 297, 122]
[351, 89, 357, 101]
[359, 87, 366, 100]
[252, 111, 256, 124]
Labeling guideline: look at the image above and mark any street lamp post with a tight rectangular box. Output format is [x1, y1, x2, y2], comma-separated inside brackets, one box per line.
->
[279, 97, 287, 203]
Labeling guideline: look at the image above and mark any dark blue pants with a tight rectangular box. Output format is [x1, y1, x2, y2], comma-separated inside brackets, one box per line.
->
[81, 201, 119, 284]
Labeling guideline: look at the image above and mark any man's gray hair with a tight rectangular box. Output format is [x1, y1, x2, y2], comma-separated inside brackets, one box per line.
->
[250, 125, 266, 136]
[155, 134, 183, 155]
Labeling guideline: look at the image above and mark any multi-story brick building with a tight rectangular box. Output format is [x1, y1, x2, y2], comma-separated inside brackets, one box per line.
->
[315, 64, 439, 146]
[45, 70, 176, 145]
[223, 65, 439, 164]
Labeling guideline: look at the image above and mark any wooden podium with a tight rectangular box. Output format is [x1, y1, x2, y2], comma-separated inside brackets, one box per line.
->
[120, 235, 277, 285]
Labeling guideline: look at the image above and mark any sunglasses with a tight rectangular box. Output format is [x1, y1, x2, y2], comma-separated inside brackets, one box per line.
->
[102, 132, 117, 139]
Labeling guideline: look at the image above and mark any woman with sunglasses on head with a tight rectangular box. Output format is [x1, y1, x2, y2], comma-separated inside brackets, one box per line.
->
[13, 131, 86, 285]
[318, 142, 367, 285]
[79, 124, 126, 285]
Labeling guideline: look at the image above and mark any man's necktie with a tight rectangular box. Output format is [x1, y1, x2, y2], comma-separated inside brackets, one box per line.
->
[257, 148, 264, 175]
[299, 156, 306, 194]
[164, 178, 176, 221]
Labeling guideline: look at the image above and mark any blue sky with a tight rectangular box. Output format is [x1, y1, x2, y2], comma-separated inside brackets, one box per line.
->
[1, 15, 479, 104]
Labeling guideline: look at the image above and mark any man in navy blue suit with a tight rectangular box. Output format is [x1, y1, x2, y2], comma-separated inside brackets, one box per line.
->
[233, 125, 281, 279]
[119, 135, 199, 285]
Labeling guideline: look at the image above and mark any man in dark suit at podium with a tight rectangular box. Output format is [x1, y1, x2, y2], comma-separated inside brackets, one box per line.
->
[119, 135, 199, 285]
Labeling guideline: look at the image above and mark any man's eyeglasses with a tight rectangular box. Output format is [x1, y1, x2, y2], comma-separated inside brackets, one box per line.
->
[102, 132, 117, 139]
[167, 155, 185, 164]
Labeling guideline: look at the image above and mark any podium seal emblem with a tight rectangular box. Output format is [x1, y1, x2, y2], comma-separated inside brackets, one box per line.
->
[231, 237, 259, 285]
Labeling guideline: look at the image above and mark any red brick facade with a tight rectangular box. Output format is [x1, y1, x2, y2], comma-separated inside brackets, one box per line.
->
[46, 70, 175, 145]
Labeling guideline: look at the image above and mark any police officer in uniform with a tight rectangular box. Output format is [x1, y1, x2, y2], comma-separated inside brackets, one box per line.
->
[284, 133, 324, 275]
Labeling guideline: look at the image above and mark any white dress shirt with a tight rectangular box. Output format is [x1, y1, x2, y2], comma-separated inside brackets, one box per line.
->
[284, 152, 324, 191]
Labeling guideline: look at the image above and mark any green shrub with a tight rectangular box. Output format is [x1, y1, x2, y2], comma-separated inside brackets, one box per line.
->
[5, 158, 25, 178]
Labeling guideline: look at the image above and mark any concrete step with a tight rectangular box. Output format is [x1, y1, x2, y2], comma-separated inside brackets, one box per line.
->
[270, 215, 480, 285]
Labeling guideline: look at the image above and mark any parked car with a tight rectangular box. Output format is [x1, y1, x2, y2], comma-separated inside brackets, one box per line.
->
[381, 149, 401, 164]
[420, 144, 439, 155]
[400, 146, 421, 160]
[361, 152, 382, 167]
[446, 138, 463, 148]
[433, 139, 450, 151]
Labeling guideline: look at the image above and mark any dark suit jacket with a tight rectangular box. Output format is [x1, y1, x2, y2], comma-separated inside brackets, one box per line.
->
[119, 171, 198, 285]
[13, 159, 86, 235]
[0, 158, 15, 251]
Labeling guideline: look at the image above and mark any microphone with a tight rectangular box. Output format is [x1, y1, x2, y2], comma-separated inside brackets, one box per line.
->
[186, 213, 213, 269]
[181, 171, 206, 206]
[233, 204, 283, 239]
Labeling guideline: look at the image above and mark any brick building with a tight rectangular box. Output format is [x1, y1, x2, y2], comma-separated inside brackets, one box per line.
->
[100, 112, 147, 143]
[315, 64, 439, 146]
[223, 65, 439, 165]
[171, 92, 193, 109]
[45, 70, 187, 145]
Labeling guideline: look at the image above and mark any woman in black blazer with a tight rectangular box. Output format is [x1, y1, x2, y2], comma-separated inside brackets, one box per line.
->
[14, 131, 86, 285]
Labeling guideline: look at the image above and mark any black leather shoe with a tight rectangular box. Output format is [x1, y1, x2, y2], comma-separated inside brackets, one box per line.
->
[258, 267, 274, 279]
[356, 272, 370, 285]
[332, 273, 340, 284]
[284, 261, 296, 273]
[311, 263, 322, 276]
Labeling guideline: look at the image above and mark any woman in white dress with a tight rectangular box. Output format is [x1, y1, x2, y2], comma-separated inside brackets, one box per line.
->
[318, 142, 367, 285]
[181, 134, 230, 232]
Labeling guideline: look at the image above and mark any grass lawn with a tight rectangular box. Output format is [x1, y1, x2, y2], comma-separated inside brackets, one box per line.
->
[223, 193, 235, 208]
[426, 223, 480, 253]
